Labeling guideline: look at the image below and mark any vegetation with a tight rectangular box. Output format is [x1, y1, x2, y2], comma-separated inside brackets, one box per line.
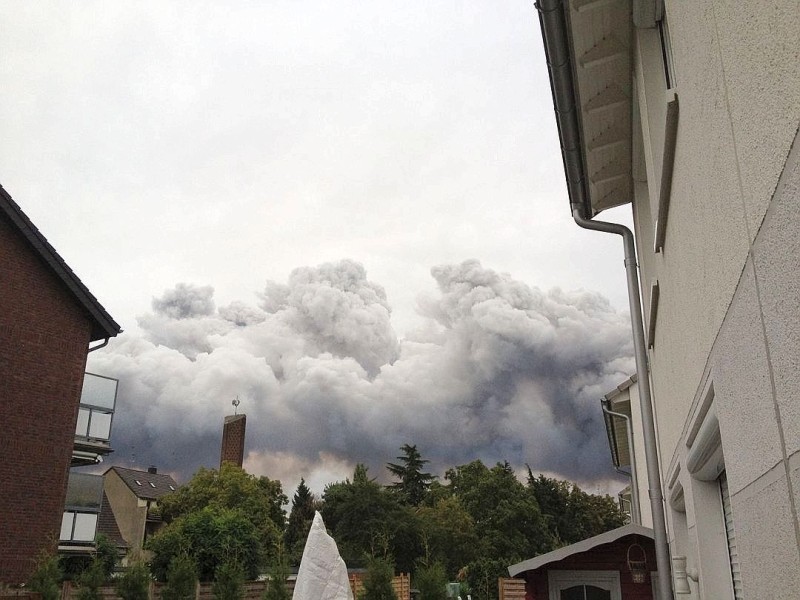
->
[148, 464, 287, 580]
[140, 443, 624, 600]
[160, 554, 198, 600]
[321, 464, 420, 573]
[386, 444, 436, 506]
[61, 534, 117, 581]
[283, 478, 317, 565]
[212, 560, 245, 600]
[414, 562, 448, 600]
[28, 550, 62, 600]
[75, 557, 108, 600]
[360, 556, 397, 600]
[262, 557, 291, 600]
[115, 561, 151, 600]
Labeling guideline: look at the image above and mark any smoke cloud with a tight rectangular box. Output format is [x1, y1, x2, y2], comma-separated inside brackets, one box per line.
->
[88, 259, 634, 493]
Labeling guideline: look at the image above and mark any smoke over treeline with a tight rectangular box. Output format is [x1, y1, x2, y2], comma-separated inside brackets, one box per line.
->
[88, 259, 633, 493]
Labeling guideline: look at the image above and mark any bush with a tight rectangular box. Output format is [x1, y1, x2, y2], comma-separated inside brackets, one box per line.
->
[116, 562, 151, 600]
[414, 563, 448, 600]
[61, 535, 117, 582]
[262, 557, 290, 600]
[212, 560, 244, 600]
[360, 556, 397, 600]
[28, 551, 62, 600]
[161, 554, 198, 600]
[75, 558, 107, 600]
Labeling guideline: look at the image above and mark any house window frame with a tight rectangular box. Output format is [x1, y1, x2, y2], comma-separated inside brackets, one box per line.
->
[60, 510, 98, 544]
[548, 570, 622, 600]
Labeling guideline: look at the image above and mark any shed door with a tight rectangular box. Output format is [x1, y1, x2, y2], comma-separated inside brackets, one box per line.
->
[548, 571, 621, 600]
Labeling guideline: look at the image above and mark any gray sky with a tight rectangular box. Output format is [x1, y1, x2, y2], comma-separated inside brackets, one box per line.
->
[2, 1, 635, 494]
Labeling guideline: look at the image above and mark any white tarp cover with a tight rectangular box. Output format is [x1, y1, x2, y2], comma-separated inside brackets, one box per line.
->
[292, 511, 354, 600]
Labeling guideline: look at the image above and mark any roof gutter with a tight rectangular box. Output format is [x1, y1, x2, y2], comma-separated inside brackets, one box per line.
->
[536, 1, 673, 597]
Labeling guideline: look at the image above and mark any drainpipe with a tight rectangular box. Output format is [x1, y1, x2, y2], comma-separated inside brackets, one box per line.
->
[88, 337, 109, 353]
[601, 398, 641, 525]
[573, 207, 672, 599]
[536, 0, 674, 595]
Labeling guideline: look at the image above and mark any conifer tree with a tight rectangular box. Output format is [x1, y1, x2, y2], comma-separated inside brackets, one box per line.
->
[386, 444, 436, 506]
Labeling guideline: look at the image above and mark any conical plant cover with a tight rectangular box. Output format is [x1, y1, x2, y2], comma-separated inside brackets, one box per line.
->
[292, 512, 354, 600]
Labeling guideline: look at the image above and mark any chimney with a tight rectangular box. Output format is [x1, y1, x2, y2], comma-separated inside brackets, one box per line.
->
[220, 414, 246, 468]
[148, 466, 158, 474]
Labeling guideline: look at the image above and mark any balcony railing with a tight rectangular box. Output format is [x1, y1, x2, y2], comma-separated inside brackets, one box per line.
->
[73, 372, 119, 466]
[75, 372, 118, 442]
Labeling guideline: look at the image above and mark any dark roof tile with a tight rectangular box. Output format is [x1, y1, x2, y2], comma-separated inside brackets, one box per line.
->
[108, 466, 179, 500]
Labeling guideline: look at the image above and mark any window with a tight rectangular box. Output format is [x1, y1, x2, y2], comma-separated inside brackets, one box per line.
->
[548, 571, 621, 600]
[658, 14, 676, 90]
[719, 472, 744, 599]
[135, 480, 142, 486]
[60, 511, 98, 543]
[149, 482, 157, 488]
[685, 392, 743, 597]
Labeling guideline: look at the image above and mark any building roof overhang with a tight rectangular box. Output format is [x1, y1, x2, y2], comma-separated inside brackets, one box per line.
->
[508, 523, 654, 576]
[0, 184, 121, 341]
[537, 0, 634, 216]
[602, 373, 637, 467]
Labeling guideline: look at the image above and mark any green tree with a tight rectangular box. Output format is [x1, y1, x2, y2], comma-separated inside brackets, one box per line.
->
[416, 496, 478, 577]
[462, 558, 507, 600]
[414, 562, 448, 600]
[75, 557, 107, 600]
[322, 465, 420, 572]
[526, 470, 625, 546]
[213, 560, 245, 600]
[116, 561, 151, 600]
[283, 478, 317, 566]
[360, 556, 397, 600]
[148, 506, 263, 581]
[386, 444, 436, 506]
[28, 551, 62, 600]
[446, 461, 554, 563]
[263, 556, 291, 600]
[161, 554, 198, 600]
[159, 463, 287, 562]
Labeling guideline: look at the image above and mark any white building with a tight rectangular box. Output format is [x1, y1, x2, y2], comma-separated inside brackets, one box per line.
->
[602, 375, 653, 529]
[537, 0, 799, 598]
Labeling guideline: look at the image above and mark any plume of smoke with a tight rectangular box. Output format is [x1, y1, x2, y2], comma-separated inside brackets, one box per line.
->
[88, 259, 633, 492]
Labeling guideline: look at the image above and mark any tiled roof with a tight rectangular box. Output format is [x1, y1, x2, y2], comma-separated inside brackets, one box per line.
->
[108, 466, 179, 500]
[0, 183, 121, 341]
[98, 491, 128, 549]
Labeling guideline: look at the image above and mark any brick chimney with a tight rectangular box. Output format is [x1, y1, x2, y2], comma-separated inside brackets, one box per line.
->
[148, 465, 158, 474]
[220, 414, 246, 468]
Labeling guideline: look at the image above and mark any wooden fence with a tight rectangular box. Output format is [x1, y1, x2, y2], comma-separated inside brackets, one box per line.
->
[57, 573, 412, 600]
[497, 577, 526, 600]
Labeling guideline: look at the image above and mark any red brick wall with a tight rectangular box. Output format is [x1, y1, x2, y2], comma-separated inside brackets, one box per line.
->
[0, 215, 93, 584]
[219, 415, 246, 468]
[523, 537, 656, 600]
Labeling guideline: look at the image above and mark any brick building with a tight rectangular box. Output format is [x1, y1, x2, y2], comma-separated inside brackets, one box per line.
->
[0, 185, 120, 584]
[220, 414, 246, 468]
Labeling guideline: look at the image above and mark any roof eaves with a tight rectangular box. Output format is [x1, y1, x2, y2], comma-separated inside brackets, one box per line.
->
[0, 184, 121, 341]
[508, 523, 654, 576]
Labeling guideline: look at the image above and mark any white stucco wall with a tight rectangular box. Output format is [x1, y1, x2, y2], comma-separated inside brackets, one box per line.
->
[630, 0, 800, 597]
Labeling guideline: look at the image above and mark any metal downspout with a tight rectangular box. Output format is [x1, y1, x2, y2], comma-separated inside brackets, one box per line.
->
[573, 207, 672, 599]
[535, 0, 674, 594]
[601, 398, 641, 525]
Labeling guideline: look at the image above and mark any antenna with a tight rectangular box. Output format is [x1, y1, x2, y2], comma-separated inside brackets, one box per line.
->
[232, 396, 241, 415]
